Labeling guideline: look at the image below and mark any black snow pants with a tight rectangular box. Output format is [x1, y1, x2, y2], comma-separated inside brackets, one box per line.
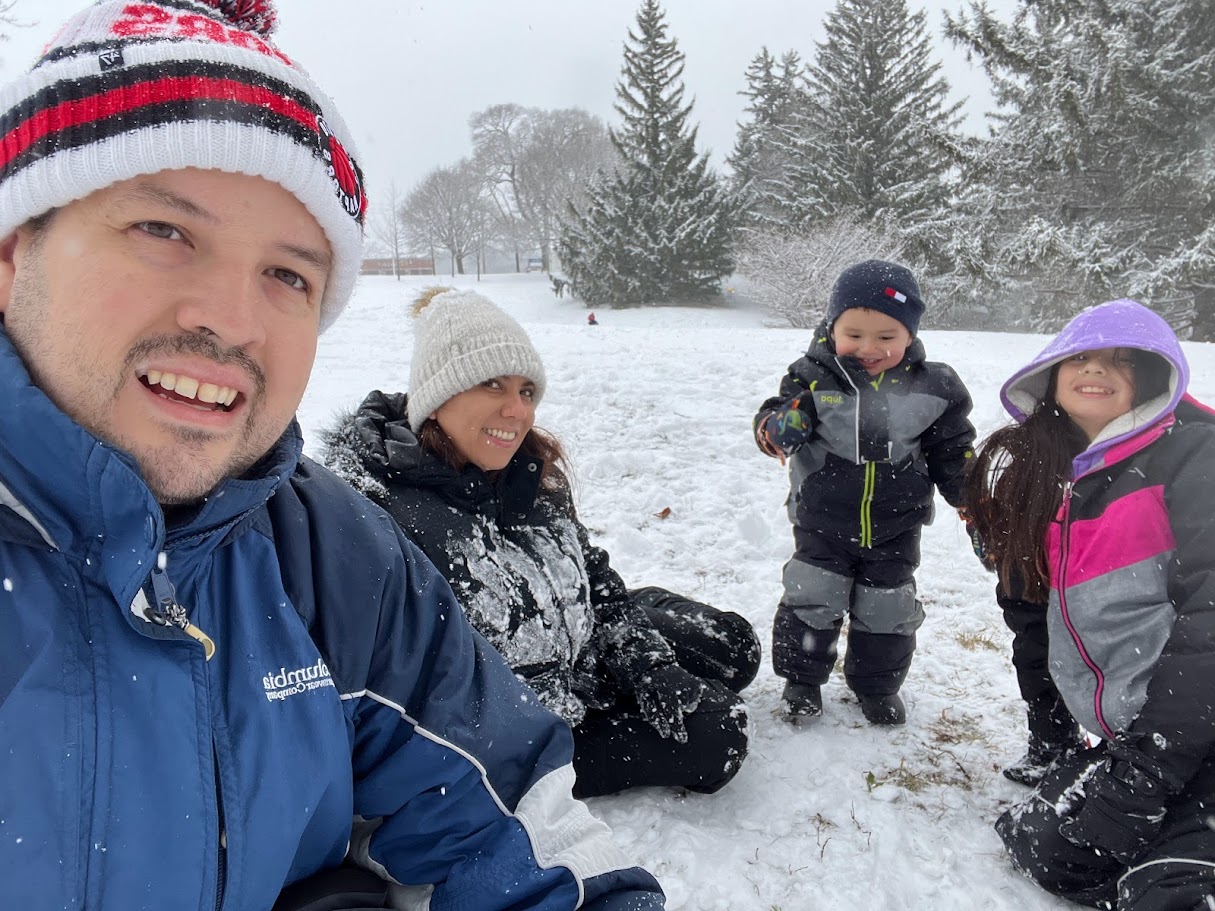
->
[570, 586, 761, 798]
[772, 525, 924, 696]
[997, 746, 1215, 910]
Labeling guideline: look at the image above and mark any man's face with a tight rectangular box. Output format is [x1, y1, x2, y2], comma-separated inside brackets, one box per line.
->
[0, 168, 332, 504]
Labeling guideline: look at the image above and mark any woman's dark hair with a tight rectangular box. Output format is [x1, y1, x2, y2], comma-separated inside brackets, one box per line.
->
[417, 419, 571, 496]
[964, 348, 1172, 602]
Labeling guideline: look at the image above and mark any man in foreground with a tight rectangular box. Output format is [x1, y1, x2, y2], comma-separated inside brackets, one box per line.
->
[0, 2, 665, 909]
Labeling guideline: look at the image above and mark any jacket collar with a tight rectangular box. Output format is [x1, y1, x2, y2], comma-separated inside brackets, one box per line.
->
[330, 389, 543, 522]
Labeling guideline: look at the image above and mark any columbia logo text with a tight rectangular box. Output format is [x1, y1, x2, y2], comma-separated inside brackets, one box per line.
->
[262, 658, 334, 702]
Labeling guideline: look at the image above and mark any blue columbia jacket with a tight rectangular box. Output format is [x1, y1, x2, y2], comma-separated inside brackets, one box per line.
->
[0, 329, 664, 911]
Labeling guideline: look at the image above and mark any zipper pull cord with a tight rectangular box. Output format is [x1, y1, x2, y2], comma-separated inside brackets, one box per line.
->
[149, 568, 217, 661]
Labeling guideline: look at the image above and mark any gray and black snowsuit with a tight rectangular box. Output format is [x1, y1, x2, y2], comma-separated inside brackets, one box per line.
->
[754, 321, 975, 695]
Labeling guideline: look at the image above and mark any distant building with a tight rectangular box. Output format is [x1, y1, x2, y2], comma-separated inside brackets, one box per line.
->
[360, 257, 435, 276]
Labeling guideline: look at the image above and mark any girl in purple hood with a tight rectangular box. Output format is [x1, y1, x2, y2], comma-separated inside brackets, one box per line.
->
[966, 299, 1215, 909]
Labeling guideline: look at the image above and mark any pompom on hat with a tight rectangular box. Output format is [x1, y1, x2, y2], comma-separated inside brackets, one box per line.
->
[407, 288, 547, 432]
[0, 0, 366, 333]
[826, 259, 925, 336]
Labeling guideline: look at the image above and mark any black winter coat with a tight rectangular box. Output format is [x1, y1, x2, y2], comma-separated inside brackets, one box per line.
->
[755, 321, 976, 546]
[322, 391, 677, 727]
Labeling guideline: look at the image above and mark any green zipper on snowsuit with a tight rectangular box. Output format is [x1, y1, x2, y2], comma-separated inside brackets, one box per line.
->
[860, 461, 876, 548]
[857, 370, 884, 548]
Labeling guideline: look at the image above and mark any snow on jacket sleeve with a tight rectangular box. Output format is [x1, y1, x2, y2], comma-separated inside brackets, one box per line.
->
[1125, 422, 1215, 788]
[919, 365, 976, 508]
[272, 459, 665, 910]
[561, 489, 677, 687]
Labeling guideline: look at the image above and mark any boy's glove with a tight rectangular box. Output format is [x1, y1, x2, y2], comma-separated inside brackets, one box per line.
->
[1059, 755, 1172, 864]
[755, 395, 816, 459]
[633, 664, 705, 744]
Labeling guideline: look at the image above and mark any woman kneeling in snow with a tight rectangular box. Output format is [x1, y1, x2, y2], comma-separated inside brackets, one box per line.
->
[322, 287, 760, 798]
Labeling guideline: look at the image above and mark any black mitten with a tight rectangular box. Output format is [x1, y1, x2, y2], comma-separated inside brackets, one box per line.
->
[1059, 756, 1172, 864]
[633, 664, 705, 744]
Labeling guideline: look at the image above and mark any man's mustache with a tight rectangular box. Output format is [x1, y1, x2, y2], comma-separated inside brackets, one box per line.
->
[125, 333, 266, 398]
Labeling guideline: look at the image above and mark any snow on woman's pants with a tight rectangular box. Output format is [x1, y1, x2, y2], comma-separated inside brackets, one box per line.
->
[997, 746, 1215, 910]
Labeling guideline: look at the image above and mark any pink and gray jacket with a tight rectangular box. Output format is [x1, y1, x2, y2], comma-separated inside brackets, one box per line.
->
[1002, 299, 1215, 787]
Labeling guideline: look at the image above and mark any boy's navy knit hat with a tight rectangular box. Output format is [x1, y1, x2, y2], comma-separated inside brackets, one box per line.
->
[827, 260, 925, 336]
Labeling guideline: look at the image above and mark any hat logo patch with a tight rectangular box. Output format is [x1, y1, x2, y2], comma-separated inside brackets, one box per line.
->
[317, 115, 365, 222]
[98, 45, 125, 70]
[884, 287, 907, 303]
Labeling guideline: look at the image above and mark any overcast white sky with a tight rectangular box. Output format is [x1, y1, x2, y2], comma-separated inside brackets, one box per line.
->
[1, 1, 1019, 206]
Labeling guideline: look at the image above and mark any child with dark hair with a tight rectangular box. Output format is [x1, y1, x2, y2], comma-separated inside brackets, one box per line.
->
[754, 260, 976, 725]
[966, 298, 1215, 909]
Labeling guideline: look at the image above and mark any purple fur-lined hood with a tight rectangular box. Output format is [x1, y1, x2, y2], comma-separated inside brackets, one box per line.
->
[1000, 299, 1189, 476]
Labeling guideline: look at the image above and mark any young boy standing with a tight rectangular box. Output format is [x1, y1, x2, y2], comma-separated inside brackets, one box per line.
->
[754, 260, 976, 725]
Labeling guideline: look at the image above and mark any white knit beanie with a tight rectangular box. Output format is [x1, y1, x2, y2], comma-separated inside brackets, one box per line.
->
[407, 290, 547, 431]
[0, 0, 365, 333]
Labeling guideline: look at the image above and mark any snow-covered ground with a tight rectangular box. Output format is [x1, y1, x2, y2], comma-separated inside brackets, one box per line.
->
[298, 274, 1215, 911]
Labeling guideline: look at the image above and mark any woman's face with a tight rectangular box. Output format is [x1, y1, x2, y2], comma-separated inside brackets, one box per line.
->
[434, 375, 537, 472]
[1054, 347, 1136, 441]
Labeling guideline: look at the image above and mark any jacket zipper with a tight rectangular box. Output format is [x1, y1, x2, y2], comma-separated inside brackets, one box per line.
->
[147, 567, 225, 904]
[148, 568, 216, 660]
[214, 745, 227, 911]
[1054, 481, 1115, 739]
[860, 462, 876, 549]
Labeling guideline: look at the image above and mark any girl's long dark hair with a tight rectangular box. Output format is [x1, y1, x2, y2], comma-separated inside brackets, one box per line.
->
[965, 377, 1087, 603]
[417, 419, 572, 496]
[964, 350, 1171, 603]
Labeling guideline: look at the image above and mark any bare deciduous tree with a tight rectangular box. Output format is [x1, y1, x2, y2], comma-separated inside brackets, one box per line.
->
[470, 104, 614, 272]
[364, 181, 406, 279]
[400, 161, 492, 276]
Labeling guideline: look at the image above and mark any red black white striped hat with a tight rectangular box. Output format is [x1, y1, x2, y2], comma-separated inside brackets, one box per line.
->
[0, 0, 366, 332]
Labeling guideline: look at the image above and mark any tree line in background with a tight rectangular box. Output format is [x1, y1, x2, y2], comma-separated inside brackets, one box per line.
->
[381, 0, 1215, 339]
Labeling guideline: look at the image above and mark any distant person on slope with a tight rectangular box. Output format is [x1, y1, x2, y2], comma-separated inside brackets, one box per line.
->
[322, 287, 760, 797]
[753, 260, 976, 726]
[965, 299, 1215, 909]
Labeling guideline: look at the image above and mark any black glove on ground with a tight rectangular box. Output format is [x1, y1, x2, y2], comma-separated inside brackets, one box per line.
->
[634, 664, 705, 744]
[1059, 756, 1171, 864]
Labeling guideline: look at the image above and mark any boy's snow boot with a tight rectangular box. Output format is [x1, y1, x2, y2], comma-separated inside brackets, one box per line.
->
[781, 681, 822, 721]
[857, 692, 906, 726]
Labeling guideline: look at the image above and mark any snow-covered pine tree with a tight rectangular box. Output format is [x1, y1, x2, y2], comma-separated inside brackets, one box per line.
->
[946, 0, 1215, 336]
[558, 0, 736, 306]
[763, 0, 965, 268]
[729, 48, 806, 231]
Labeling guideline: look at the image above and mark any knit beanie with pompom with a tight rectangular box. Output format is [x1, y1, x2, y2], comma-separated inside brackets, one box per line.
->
[0, 0, 365, 332]
[407, 287, 546, 431]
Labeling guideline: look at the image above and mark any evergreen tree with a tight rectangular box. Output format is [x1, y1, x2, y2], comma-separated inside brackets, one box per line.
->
[729, 48, 805, 230]
[558, 0, 735, 306]
[758, 0, 965, 268]
[946, 0, 1215, 336]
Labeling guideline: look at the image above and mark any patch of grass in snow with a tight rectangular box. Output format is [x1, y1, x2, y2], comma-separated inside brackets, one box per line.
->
[866, 714, 995, 797]
[865, 759, 953, 794]
[954, 628, 1002, 652]
[928, 709, 992, 747]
